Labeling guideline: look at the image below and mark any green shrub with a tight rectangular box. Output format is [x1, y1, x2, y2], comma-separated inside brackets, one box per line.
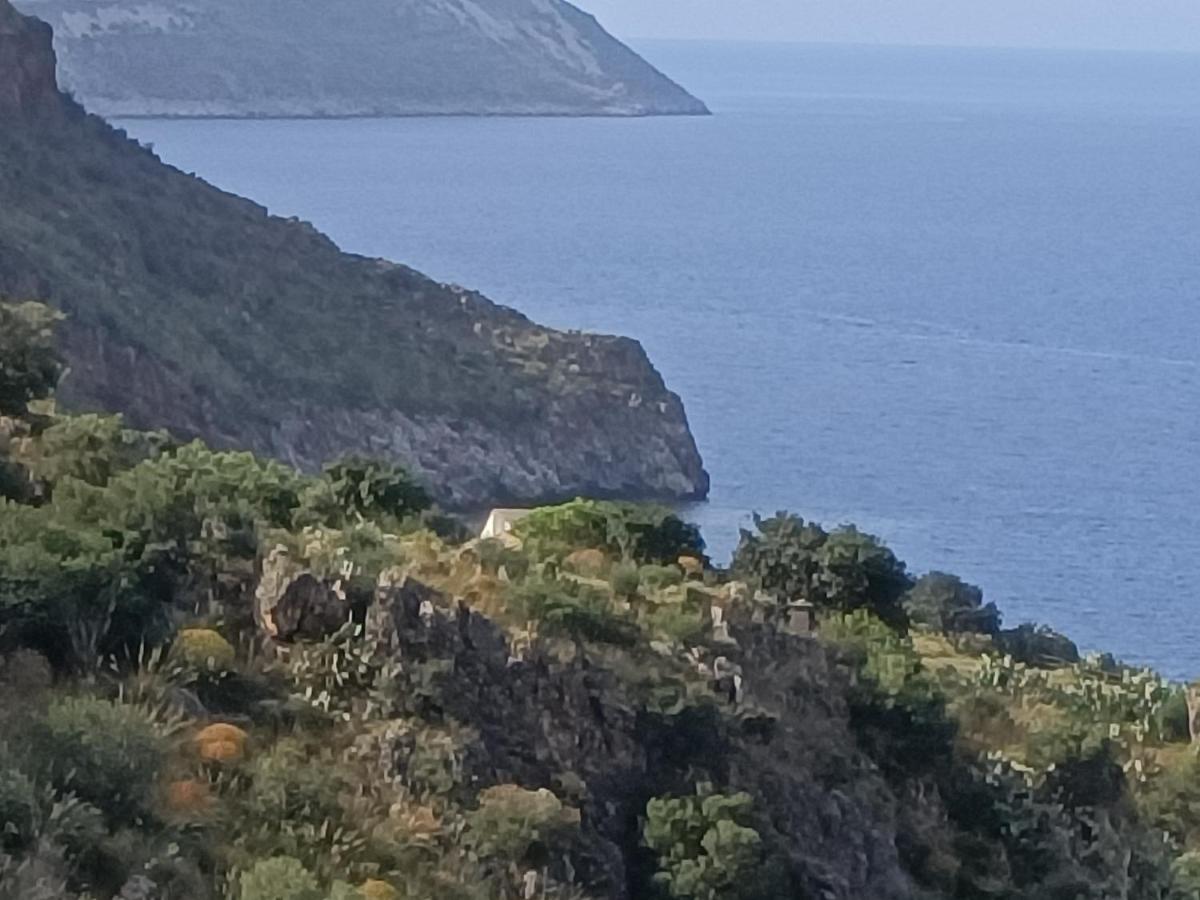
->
[1170, 852, 1200, 900]
[169, 627, 237, 674]
[499, 548, 531, 581]
[0, 499, 151, 669]
[313, 457, 431, 524]
[643, 785, 763, 900]
[229, 741, 370, 879]
[639, 564, 683, 591]
[823, 610, 920, 696]
[515, 499, 704, 565]
[36, 791, 107, 861]
[238, 856, 323, 900]
[1161, 688, 1192, 743]
[645, 605, 708, 646]
[477, 538, 508, 574]
[512, 577, 640, 647]
[0, 764, 37, 852]
[1140, 754, 1200, 850]
[243, 739, 346, 829]
[395, 726, 468, 797]
[0, 454, 31, 503]
[88, 442, 309, 551]
[477, 539, 530, 581]
[610, 562, 641, 598]
[0, 301, 63, 419]
[23, 414, 168, 491]
[35, 697, 165, 823]
[465, 784, 580, 863]
[1, 440, 316, 667]
[732, 513, 910, 630]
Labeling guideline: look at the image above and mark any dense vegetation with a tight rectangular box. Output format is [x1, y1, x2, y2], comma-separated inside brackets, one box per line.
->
[3, 301, 1200, 899]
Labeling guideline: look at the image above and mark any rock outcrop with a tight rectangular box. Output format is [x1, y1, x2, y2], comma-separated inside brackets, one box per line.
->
[0, 0, 709, 508]
[13, 0, 708, 118]
[0, 0, 59, 118]
[364, 575, 915, 898]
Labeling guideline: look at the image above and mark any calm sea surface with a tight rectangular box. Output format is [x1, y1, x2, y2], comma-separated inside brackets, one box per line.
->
[119, 42, 1200, 677]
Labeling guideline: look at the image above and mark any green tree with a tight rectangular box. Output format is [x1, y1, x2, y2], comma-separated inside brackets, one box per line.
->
[465, 784, 580, 864]
[643, 785, 764, 900]
[515, 499, 704, 565]
[317, 456, 431, 524]
[0, 441, 310, 668]
[0, 501, 144, 669]
[0, 301, 64, 419]
[33, 697, 165, 824]
[732, 513, 911, 629]
[22, 413, 168, 490]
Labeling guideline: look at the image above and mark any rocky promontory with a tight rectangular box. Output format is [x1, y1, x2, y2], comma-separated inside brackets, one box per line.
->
[12, 0, 709, 118]
[0, 0, 709, 507]
[0, 0, 59, 117]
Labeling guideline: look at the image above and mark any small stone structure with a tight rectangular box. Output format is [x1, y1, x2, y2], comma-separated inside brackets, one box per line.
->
[480, 508, 532, 540]
[784, 600, 817, 636]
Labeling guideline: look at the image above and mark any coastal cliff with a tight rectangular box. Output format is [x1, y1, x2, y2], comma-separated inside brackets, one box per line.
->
[0, 0, 709, 507]
[12, 0, 709, 118]
[0, 0, 59, 117]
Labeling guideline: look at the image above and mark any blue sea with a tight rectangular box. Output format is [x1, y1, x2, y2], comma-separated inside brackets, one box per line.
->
[119, 42, 1200, 678]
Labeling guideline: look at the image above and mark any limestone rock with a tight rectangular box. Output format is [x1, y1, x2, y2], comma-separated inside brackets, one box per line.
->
[255, 546, 350, 642]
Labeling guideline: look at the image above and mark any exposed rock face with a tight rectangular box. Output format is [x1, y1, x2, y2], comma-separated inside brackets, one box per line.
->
[0, 0, 59, 118]
[255, 546, 355, 642]
[0, 0, 709, 508]
[369, 578, 915, 898]
[13, 0, 708, 118]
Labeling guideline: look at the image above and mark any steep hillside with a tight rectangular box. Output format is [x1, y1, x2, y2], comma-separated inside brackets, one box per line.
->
[12, 0, 709, 118]
[0, 0, 709, 507]
[0, 335, 1182, 900]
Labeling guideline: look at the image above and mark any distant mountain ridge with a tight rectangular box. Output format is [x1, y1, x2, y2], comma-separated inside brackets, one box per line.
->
[11, 0, 709, 118]
[0, 0, 709, 507]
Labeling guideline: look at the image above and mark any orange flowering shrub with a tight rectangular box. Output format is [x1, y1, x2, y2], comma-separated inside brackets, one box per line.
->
[164, 778, 213, 817]
[194, 723, 249, 764]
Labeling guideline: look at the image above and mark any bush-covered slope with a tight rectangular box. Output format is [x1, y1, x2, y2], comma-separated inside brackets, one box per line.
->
[2, 303, 1197, 900]
[13, 0, 709, 118]
[0, 0, 708, 508]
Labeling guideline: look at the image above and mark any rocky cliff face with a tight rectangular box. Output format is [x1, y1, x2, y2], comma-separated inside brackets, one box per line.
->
[12, 0, 708, 118]
[356, 576, 915, 899]
[0, 0, 709, 507]
[0, 0, 59, 118]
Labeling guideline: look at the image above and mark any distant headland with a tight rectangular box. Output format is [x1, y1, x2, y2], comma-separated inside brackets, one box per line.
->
[12, 0, 710, 118]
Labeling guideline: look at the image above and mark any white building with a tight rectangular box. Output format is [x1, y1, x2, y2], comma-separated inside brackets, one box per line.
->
[480, 508, 532, 540]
